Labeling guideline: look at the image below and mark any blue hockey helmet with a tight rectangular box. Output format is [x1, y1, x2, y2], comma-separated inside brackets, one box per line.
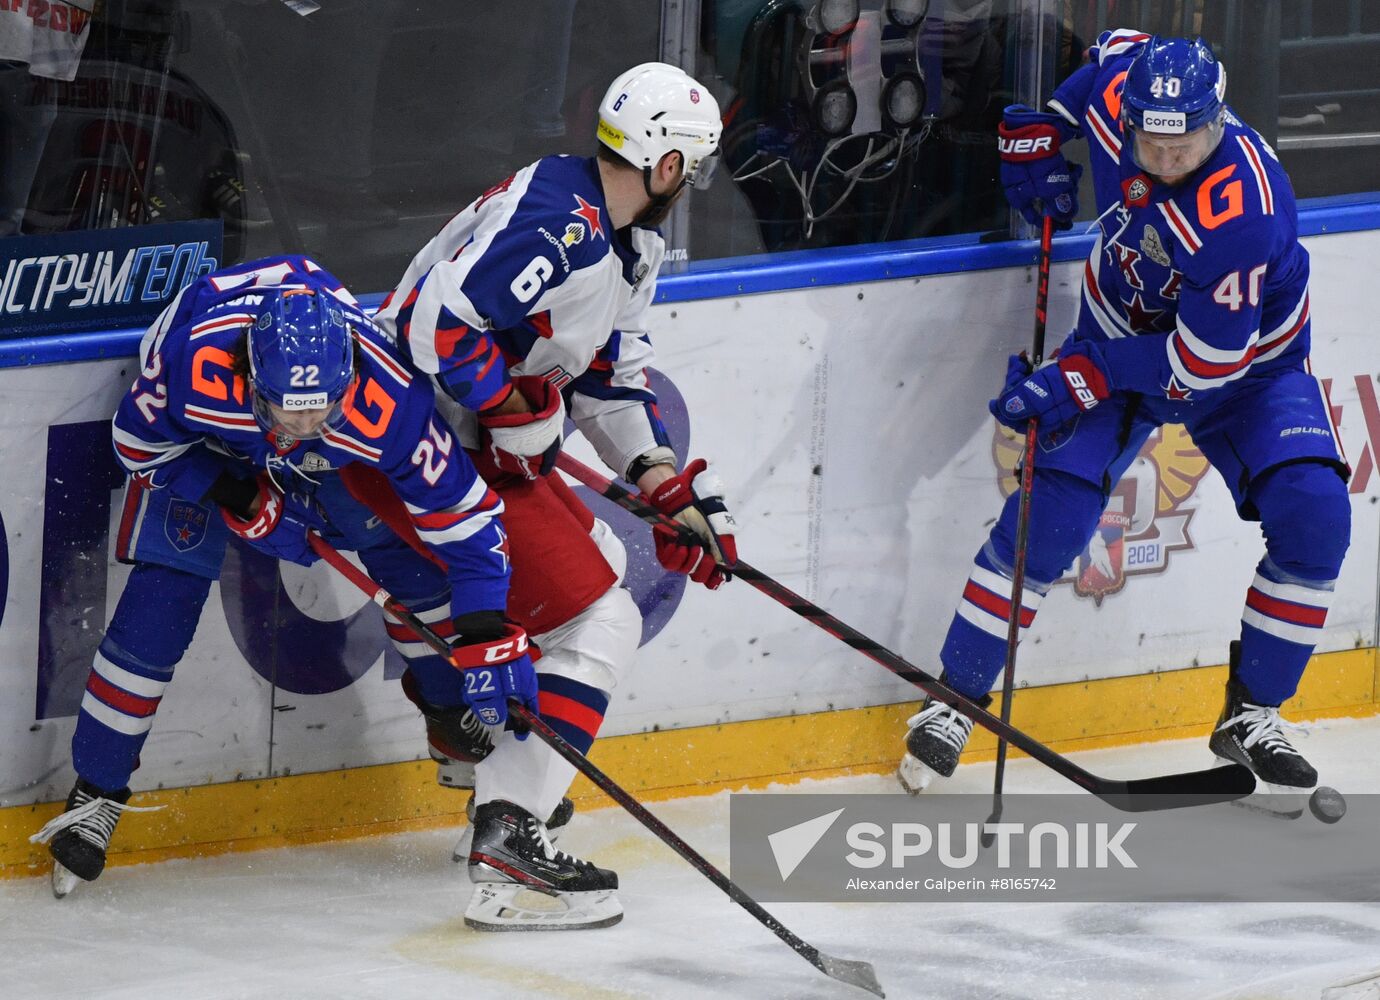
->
[1121, 36, 1227, 178]
[247, 286, 358, 439]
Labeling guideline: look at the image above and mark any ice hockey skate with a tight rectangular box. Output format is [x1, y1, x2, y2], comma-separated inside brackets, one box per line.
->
[1211, 641, 1317, 816]
[29, 779, 151, 899]
[898, 685, 991, 794]
[451, 793, 576, 861]
[403, 670, 494, 791]
[465, 799, 621, 931]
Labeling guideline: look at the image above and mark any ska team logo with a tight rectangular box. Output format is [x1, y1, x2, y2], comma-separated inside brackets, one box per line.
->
[164, 499, 209, 552]
[990, 424, 1210, 605]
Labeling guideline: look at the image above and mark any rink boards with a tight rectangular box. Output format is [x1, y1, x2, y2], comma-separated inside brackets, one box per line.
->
[1, 226, 1378, 874]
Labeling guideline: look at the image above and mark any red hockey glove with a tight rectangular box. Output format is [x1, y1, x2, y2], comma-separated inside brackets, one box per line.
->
[644, 458, 739, 590]
[478, 375, 565, 480]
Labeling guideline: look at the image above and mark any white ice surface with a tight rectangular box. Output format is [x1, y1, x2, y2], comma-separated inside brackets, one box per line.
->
[4, 716, 1379, 1000]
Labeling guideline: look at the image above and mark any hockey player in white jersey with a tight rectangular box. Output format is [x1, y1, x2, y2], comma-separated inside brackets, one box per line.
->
[371, 62, 738, 930]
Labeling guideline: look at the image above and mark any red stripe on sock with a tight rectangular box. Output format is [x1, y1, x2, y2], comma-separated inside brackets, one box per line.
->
[962, 581, 1036, 628]
[87, 673, 160, 718]
[1246, 588, 1328, 628]
[538, 691, 605, 740]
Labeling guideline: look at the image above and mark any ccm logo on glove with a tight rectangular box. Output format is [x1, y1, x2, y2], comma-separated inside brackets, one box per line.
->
[481, 632, 529, 664]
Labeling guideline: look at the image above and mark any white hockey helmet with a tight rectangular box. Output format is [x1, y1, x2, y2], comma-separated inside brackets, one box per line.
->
[597, 62, 722, 188]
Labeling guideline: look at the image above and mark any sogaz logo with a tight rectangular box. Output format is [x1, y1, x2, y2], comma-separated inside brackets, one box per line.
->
[1142, 110, 1187, 133]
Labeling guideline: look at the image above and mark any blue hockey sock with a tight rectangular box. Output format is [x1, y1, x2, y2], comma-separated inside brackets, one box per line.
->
[535, 673, 610, 755]
[357, 530, 467, 707]
[382, 594, 466, 708]
[940, 547, 1050, 698]
[940, 470, 1104, 698]
[72, 564, 211, 793]
[402, 648, 467, 707]
[1237, 558, 1337, 705]
[1236, 463, 1349, 705]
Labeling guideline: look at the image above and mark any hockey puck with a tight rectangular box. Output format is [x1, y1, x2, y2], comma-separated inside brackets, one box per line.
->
[1308, 786, 1347, 824]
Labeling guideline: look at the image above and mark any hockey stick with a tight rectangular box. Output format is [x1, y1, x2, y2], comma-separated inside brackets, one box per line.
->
[983, 214, 1055, 847]
[555, 451, 1256, 812]
[308, 535, 884, 999]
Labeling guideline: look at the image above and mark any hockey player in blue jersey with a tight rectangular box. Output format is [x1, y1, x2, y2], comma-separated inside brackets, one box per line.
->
[898, 33, 1350, 796]
[30, 256, 539, 898]
[371, 62, 738, 930]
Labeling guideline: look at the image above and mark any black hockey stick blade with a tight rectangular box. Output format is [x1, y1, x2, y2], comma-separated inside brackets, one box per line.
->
[817, 952, 886, 998]
[1096, 762, 1257, 812]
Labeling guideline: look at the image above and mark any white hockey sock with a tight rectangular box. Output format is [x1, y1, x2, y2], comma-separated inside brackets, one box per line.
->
[473, 730, 577, 822]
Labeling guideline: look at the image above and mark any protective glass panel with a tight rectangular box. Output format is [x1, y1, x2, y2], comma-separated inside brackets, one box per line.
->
[0, 0, 1375, 308]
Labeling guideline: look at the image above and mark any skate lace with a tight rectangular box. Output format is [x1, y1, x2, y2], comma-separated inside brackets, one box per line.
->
[905, 701, 974, 753]
[1217, 703, 1309, 758]
[524, 817, 589, 871]
[28, 789, 162, 849]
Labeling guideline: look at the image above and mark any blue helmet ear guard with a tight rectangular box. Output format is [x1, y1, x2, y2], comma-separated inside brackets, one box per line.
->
[1120, 35, 1226, 135]
[247, 286, 359, 437]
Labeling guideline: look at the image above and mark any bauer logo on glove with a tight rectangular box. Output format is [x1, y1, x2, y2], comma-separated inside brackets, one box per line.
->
[997, 104, 1083, 229]
[990, 339, 1113, 433]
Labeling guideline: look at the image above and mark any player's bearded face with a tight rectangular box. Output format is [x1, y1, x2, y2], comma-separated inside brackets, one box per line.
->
[1129, 117, 1222, 183]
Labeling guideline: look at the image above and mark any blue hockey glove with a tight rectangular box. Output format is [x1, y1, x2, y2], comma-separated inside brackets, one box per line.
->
[998, 105, 1084, 230]
[450, 611, 540, 737]
[220, 473, 326, 567]
[989, 340, 1112, 432]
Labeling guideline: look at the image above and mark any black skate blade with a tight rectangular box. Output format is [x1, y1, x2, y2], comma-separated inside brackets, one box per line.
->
[815, 953, 885, 997]
[1102, 762, 1256, 812]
